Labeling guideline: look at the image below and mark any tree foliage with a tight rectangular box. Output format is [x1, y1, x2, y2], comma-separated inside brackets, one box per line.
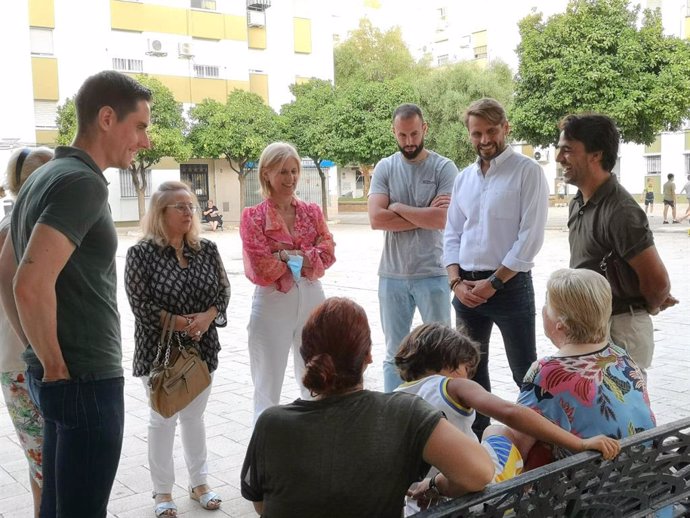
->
[415, 60, 515, 167]
[512, 0, 690, 146]
[327, 80, 416, 195]
[334, 18, 427, 88]
[188, 89, 279, 210]
[55, 75, 191, 219]
[281, 79, 337, 219]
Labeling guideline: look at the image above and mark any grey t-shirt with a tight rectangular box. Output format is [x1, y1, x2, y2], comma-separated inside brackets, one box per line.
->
[241, 390, 441, 518]
[369, 151, 458, 278]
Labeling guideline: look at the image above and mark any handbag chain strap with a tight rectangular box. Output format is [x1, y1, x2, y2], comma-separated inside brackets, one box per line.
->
[153, 311, 176, 368]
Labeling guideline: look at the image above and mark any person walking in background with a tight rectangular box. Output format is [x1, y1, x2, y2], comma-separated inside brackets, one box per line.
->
[643, 182, 655, 216]
[0, 71, 151, 518]
[557, 113, 678, 373]
[368, 103, 458, 392]
[240, 142, 335, 422]
[0, 147, 53, 518]
[662, 173, 678, 224]
[443, 98, 549, 439]
[125, 181, 231, 516]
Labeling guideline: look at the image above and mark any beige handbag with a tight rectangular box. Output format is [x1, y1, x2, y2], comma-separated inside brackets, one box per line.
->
[148, 312, 211, 418]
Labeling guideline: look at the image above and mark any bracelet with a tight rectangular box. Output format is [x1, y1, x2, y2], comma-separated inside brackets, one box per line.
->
[426, 473, 442, 498]
[449, 277, 462, 291]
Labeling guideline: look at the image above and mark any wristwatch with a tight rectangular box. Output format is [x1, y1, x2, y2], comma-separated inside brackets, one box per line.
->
[488, 273, 505, 290]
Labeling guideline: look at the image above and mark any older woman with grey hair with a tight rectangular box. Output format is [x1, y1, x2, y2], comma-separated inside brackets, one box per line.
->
[125, 180, 231, 517]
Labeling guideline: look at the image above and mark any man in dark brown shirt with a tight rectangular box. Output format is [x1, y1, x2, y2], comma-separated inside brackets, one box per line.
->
[556, 113, 678, 372]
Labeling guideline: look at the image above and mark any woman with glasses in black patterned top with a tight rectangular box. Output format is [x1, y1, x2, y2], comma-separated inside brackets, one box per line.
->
[125, 181, 231, 517]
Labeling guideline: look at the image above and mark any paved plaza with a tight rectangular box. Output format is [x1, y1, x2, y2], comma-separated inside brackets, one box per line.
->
[0, 206, 688, 517]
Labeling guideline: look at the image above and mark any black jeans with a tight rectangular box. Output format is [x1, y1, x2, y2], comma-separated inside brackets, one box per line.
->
[453, 271, 537, 439]
[26, 367, 124, 518]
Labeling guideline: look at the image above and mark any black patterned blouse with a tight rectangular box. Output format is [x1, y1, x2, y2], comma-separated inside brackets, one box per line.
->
[125, 238, 231, 376]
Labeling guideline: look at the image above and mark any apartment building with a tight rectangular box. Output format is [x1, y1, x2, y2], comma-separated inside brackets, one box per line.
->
[1, 0, 335, 223]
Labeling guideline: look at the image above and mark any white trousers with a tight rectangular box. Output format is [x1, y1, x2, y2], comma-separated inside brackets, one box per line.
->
[141, 375, 213, 494]
[248, 279, 325, 422]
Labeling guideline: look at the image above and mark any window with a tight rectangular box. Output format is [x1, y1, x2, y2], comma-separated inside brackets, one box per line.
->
[437, 54, 449, 66]
[474, 45, 488, 59]
[30, 27, 54, 55]
[112, 58, 144, 73]
[120, 169, 152, 198]
[685, 154, 690, 176]
[34, 101, 58, 128]
[194, 64, 219, 78]
[646, 155, 661, 175]
[191, 0, 216, 9]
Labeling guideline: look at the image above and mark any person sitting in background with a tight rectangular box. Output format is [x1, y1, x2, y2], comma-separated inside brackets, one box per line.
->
[516, 268, 656, 465]
[0, 146, 53, 518]
[202, 199, 223, 231]
[240, 297, 496, 518]
[396, 322, 619, 512]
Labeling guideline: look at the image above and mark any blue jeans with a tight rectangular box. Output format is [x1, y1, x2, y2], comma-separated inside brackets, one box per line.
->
[453, 271, 537, 437]
[379, 276, 451, 392]
[26, 367, 124, 518]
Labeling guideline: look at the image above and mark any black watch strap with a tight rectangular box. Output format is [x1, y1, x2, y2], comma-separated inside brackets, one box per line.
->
[488, 273, 505, 290]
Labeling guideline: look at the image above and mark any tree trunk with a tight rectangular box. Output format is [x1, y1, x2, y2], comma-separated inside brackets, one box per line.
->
[238, 170, 246, 212]
[314, 161, 329, 221]
[130, 163, 147, 221]
[360, 164, 373, 198]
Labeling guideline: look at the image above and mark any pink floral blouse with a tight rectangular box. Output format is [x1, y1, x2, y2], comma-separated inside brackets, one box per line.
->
[240, 197, 336, 293]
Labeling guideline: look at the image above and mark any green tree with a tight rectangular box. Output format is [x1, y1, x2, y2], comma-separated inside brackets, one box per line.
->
[327, 80, 416, 196]
[188, 90, 279, 210]
[281, 79, 336, 219]
[415, 60, 514, 167]
[55, 75, 191, 219]
[512, 0, 690, 146]
[334, 18, 427, 87]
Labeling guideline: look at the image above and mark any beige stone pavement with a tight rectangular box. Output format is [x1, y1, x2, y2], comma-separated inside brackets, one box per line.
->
[0, 206, 688, 517]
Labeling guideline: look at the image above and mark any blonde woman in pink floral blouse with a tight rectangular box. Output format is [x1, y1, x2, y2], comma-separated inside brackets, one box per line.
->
[240, 142, 335, 421]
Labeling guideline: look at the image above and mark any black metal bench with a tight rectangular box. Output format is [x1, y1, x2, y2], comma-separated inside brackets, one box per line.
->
[415, 417, 690, 517]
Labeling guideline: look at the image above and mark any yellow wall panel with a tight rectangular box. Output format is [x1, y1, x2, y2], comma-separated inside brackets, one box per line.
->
[224, 15, 248, 41]
[32, 57, 59, 100]
[35, 129, 58, 146]
[191, 78, 227, 103]
[248, 27, 267, 49]
[472, 30, 488, 47]
[227, 80, 250, 92]
[293, 18, 312, 54]
[190, 10, 224, 40]
[685, 17, 690, 40]
[29, 0, 55, 28]
[152, 75, 193, 103]
[111, 1, 187, 34]
[295, 76, 312, 85]
[645, 136, 661, 154]
[685, 130, 690, 150]
[249, 73, 269, 103]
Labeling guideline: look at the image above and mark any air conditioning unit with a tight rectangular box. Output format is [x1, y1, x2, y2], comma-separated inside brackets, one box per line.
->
[247, 9, 266, 27]
[533, 146, 549, 163]
[146, 39, 167, 56]
[178, 42, 193, 58]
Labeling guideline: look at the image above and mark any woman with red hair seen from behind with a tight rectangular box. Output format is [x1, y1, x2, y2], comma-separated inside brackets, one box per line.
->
[240, 297, 495, 518]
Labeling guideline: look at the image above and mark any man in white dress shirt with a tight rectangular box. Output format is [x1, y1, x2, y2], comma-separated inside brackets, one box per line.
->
[443, 98, 549, 438]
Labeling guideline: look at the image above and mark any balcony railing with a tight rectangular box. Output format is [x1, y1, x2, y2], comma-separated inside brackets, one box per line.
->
[247, 0, 271, 11]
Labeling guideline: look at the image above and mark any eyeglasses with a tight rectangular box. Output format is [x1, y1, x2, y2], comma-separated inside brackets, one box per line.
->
[166, 203, 198, 213]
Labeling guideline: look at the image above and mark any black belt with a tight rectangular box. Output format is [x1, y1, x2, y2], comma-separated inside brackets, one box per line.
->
[459, 269, 494, 280]
[611, 303, 647, 316]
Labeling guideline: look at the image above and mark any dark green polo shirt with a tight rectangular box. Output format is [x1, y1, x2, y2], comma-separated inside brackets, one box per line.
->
[11, 146, 122, 380]
[568, 175, 654, 315]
